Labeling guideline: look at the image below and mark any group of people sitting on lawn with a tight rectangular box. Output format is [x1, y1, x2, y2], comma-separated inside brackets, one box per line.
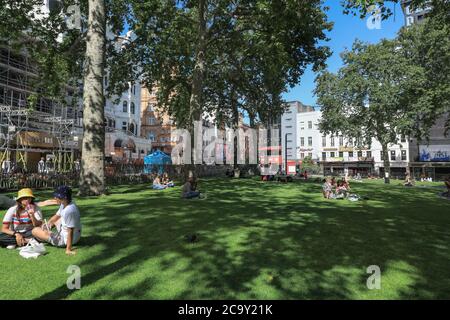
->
[151, 172, 204, 199]
[0, 186, 81, 255]
[322, 177, 351, 199]
[152, 172, 175, 190]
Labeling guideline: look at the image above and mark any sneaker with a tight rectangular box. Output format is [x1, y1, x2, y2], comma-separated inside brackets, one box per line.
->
[20, 239, 46, 255]
[6, 245, 16, 250]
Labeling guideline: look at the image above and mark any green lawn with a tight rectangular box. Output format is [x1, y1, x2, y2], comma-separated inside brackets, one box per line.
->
[1, 177, 450, 299]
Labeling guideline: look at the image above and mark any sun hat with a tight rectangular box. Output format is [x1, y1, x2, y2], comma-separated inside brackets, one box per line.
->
[16, 188, 35, 201]
[53, 185, 72, 200]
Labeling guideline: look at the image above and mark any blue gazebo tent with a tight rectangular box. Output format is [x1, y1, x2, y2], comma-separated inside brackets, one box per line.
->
[144, 150, 172, 174]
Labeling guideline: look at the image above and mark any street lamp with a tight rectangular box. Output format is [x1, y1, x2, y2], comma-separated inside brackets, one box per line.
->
[285, 133, 292, 175]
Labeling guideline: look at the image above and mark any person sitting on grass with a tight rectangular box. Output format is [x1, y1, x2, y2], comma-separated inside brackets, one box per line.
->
[336, 180, 349, 198]
[182, 176, 201, 199]
[162, 172, 175, 188]
[322, 179, 332, 199]
[404, 173, 414, 187]
[152, 174, 167, 190]
[330, 177, 337, 187]
[32, 186, 81, 256]
[443, 176, 450, 197]
[343, 179, 351, 191]
[0, 188, 43, 249]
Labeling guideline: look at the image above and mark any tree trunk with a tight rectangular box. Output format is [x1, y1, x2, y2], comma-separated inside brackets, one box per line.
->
[79, 0, 106, 196]
[188, 0, 207, 172]
[232, 87, 239, 169]
[382, 143, 390, 184]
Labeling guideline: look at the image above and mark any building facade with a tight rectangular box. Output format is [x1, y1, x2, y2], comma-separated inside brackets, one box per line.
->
[281, 106, 416, 178]
[401, 0, 433, 26]
[401, 0, 450, 180]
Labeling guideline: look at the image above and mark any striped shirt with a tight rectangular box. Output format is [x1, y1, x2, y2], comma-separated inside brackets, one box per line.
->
[2, 205, 43, 233]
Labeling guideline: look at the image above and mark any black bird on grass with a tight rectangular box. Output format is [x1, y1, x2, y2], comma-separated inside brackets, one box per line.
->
[185, 234, 199, 243]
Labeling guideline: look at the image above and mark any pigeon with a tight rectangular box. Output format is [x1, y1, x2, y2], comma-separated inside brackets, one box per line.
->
[185, 234, 199, 243]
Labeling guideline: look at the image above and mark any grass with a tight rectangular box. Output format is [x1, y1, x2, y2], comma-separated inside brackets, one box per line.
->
[0, 177, 449, 300]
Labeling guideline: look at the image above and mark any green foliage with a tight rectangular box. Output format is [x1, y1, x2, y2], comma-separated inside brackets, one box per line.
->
[106, 0, 332, 128]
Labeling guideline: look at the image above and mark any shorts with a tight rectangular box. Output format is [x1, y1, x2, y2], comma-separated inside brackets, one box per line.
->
[48, 231, 66, 247]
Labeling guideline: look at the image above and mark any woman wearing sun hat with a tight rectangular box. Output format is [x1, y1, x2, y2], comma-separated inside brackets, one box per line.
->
[0, 188, 43, 249]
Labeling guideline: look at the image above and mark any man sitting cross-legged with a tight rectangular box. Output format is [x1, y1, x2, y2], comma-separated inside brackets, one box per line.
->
[32, 186, 82, 255]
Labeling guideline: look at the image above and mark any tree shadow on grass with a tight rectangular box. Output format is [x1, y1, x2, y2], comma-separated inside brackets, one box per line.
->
[35, 178, 450, 299]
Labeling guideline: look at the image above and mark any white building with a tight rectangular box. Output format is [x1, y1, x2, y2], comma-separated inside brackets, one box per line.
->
[281, 105, 414, 178]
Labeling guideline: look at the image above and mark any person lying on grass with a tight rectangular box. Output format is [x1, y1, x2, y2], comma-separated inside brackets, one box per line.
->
[0, 188, 43, 249]
[32, 186, 81, 256]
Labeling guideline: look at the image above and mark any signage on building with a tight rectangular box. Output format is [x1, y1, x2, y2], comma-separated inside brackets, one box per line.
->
[419, 146, 450, 162]
[329, 157, 344, 162]
[339, 147, 353, 152]
[299, 148, 314, 152]
[323, 148, 338, 151]
[18, 132, 57, 148]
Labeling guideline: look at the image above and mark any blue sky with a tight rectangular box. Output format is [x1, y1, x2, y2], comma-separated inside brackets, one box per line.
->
[282, 1, 405, 106]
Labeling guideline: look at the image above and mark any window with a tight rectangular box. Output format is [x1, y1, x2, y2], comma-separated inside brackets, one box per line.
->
[322, 136, 326, 147]
[104, 75, 108, 87]
[348, 138, 353, 146]
[349, 151, 354, 158]
[131, 102, 135, 114]
[380, 151, 385, 160]
[322, 152, 326, 160]
[285, 118, 292, 121]
[407, 16, 414, 26]
[308, 152, 312, 158]
[149, 117, 156, 125]
[300, 153, 305, 159]
[401, 135, 406, 143]
[330, 152, 335, 158]
[308, 137, 312, 147]
[300, 137, 305, 147]
[357, 151, 363, 158]
[339, 151, 343, 158]
[122, 121, 127, 131]
[401, 150, 407, 161]
[308, 121, 312, 129]
[122, 101, 128, 113]
[147, 131, 156, 142]
[366, 151, 372, 158]
[285, 126, 292, 129]
[391, 151, 396, 161]
[339, 136, 343, 146]
[129, 123, 135, 134]
[330, 136, 335, 147]
[300, 122, 304, 130]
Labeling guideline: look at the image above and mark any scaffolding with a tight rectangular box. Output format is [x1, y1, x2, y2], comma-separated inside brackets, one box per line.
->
[0, 45, 82, 173]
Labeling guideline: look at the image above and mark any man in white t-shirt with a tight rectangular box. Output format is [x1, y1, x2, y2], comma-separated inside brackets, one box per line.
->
[32, 186, 81, 255]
